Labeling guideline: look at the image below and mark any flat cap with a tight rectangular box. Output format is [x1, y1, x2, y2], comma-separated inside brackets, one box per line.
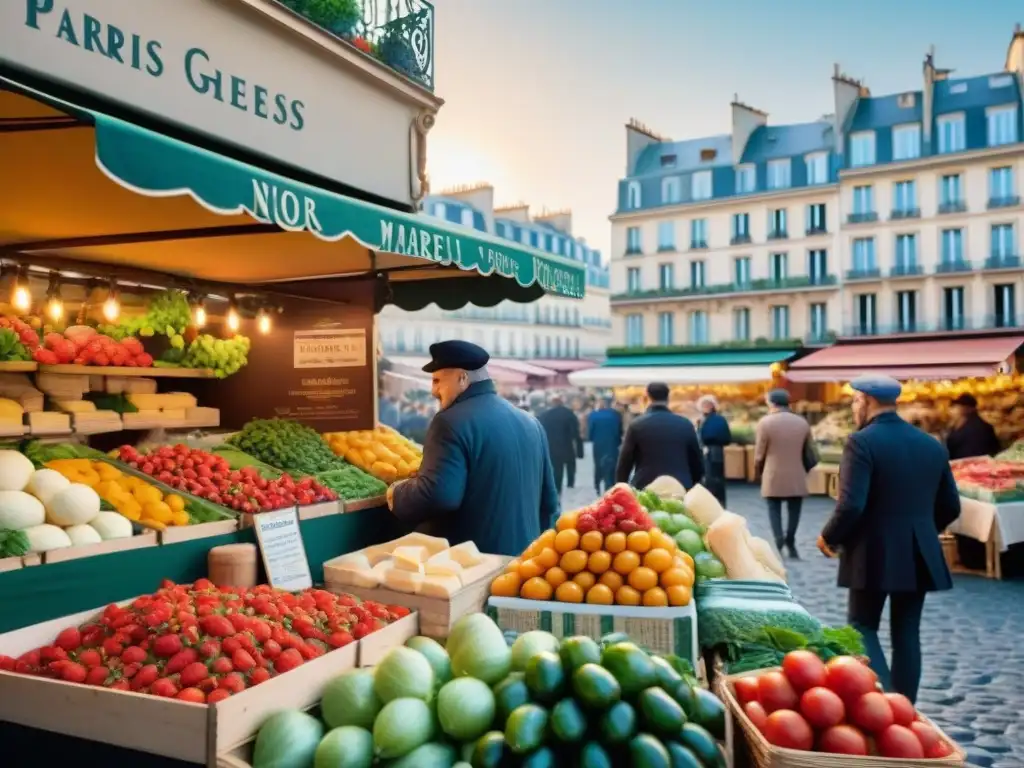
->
[850, 374, 902, 404]
[421, 340, 489, 373]
[767, 388, 790, 406]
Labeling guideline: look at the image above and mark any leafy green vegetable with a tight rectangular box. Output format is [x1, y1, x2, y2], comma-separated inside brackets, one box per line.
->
[697, 605, 822, 650]
[316, 466, 387, 501]
[210, 445, 282, 479]
[229, 419, 348, 476]
[85, 393, 139, 413]
[21, 440, 107, 468]
[0, 528, 29, 558]
[722, 624, 866, 673]
[0, 329, 31, 361]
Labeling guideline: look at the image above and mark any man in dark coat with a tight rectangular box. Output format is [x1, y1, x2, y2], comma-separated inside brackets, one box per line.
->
[388, 341, 560, 557]
[697, 394, 732, 507]
[615, 382, 704, 491]
[946, 393, 1001, 460]
[818, 375, 961, 704]
[537, 395, 584, 494]
[588, 396, 623, 495]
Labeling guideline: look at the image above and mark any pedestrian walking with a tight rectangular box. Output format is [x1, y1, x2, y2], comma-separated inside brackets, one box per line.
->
[754, 389, 813, 559]
[818, 375, 960, 705]
[945, 393, 1001, 460]
[587, 396, 623, 495]
[697, 395, 731, 507]
[615, 382, 704, 491]
[537, 395, 584, 494]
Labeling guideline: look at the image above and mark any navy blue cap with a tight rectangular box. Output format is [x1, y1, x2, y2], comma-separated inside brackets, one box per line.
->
[421, 340, 489, 373]
[767, 388, 790, 406]
[850, 374, 902, 404]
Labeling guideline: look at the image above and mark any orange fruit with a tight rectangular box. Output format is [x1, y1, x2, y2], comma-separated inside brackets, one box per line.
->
[612, 550, 641, 575]
[615, 585, 642, 606]
[522, 542, 541, 560]
[666, 584, 692, 607]
[599, 571, 624, 591]
[660, 567, 694, 588]
[651, 531, 677, 552]
[518, 558, 544, 580]
[545, 566, 568, 588]
[586, 584, 614, 605]
[642, 587, 669, 607]
[490, 572, 521, 597]
[538, 529, 557, 549]
[556, 511, 579, 531]
[643, 548, 673, 573]
[560, 549, 589, 574]
[555, 580, 584, 603]
[628, 566, 658, 592]
[675, 551, 695, 570]
[554, 529, 581, 554]
[521, 576, 553, 601]
[604, 532, 627, 554]
[536, 547, 559, 569]
[627, 531, 652, 554]
[573, 571, 597, 590]
[505, 558, 521, 574]
[580, 531, 604, 553]
[587, 550, 612, 575]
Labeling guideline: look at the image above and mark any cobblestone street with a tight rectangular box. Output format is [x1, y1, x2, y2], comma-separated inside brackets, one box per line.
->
[562, 449, 1024, 766]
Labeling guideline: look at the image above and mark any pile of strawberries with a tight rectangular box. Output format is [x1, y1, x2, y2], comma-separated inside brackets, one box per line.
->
[32, 330, 153, 367]
[0, 315, 39, 350]
[0, 580, 408, 703]
[575, 484, 654, 535]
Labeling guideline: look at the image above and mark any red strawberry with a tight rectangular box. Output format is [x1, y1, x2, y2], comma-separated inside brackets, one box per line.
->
[576, 513, 598, 533]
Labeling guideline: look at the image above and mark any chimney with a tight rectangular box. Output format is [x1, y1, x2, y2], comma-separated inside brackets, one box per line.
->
[921, 46, 936, 150]
[535, 208, 573, 236]
[439, 182, 495, 220]
[625, 118, 667, 176]
[730, 96, 768, 163]
[1007, 23, 1024, 85]
[832, 63, 864, 154]
[493, 202, 530, 223]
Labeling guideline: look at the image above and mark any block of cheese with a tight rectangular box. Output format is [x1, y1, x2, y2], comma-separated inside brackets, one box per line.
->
[27, 411, 70, 433]
[393, 545, 428, 564]
[55, 400, 96, 413]
[88, 375, 105, 392]
[331, 553, 372, 572]
[448, 541, 484, 567]
[0, 398, 23, 421]
[160, 409, 188, 421]
[459, 562, 497, 587]
[392, 554, 425, 574]
[107, 377, 158, 395]
[186, 407, 220, 426]
[336, 567, 380, 589]
[383, 567, 423, 594]
[383, 533, 450, 557]
[126, 393, 198, 411]
[35, 373, 89, 398]
[420, 574, 462, 598]
[424, 559, 463, 578]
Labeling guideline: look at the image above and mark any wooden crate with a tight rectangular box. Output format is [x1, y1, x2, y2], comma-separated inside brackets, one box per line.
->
[297, 500, 343, 521]
[324, 557, 505, 640]
[43, 531, 159, 565]
[723, 445, 746, 480]
[343, 494, 386, 512]
[358, 612, 419, 667]
[159, 519, 239, 544]
[0, 598, 360, 767]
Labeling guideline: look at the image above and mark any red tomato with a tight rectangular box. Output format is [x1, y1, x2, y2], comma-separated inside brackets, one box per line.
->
[799, 686, 845, 729]
[909, 720, 942, 752]
[743, 701, 768, 732]
[758, 671, 799, 713]
[925, 740, 953, 758]
[849, 691, 895, 732]
[762, 709, 814, 751]
[877, 725, 925, 758]
[782, 650, 827, 691]
[884, 693, 916, 726]
[825, 656, 878, 702]
[817, 725, 869, 755]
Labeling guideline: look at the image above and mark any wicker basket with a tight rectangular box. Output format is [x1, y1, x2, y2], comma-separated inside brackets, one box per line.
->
[717, 667, 965, 768]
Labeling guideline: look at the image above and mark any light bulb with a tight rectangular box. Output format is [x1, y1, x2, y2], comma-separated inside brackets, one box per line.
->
[226, 306, 240, 332]
[11, 281, 30, 313]
[193, 303, 207, 328]
[103, 295, 120, 322]
[46, 296, 64, 322]
[258, 310, 271, 335]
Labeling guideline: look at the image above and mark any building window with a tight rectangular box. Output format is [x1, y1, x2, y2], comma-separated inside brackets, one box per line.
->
[994, 284, 1017, 327]
[893, 180, 917, 215]
[733, 308, 751, 341]
[691, 171, 712, 201]
[657, 221, 675, 251]
[731, 213, 750, 243]
[661, 176, 682, 204]
[769, 253, 788, 282]
[941, 229, 964, 265]
[805, 152, 828, 185]
[856, 294, 877, 335]
[395, 327, 406, 352]
[658, 263, 674, 291]
[492, 331, 502, 356]
[987, 105, 1019, 147]
[734, 256, 751, 285]
[432, 201, 447, 219]
[688, 311, 709, 345]
[989, 166, 1016, 205]
[657, 312, 674, 346]
[625, 314, 644, 347]
[769, 209, 787, 238]
[896, 290, 918, 332]
[850, 132, 876, 166]
[809, 303, 828, 340]
[939, 174, 963, 210]
[767, 159, 791, 190]
[626, 267, 642, 292]
[626, 226, 641, 254]
[852, 185, 874, 215]
[735, 165, 756, 194]
[806, 203, 827, 234]
[943, 286, 965, 330]
[895, 234, 918, 271]
[770, 306, 790, 340]
[690, 260, 706, 288]
[690, 219, 708, 249]
[495, 221, 507, 239]
[892, 124, 921, 161]
[852, 238, 876, 272]
[808, 249, 828, 283]
[627, 181, 641, 209]
[937, 114, 966, 153]
[991, 224, 1017, 261]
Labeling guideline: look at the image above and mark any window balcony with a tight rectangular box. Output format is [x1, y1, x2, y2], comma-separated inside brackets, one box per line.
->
[935, 260, 973, 274]
[281, 0, 435, 89]
[609, 275, 836, 302]
[624, 246, 643, 256]
[657, 244, 677, 253]
[804, 331, 837, 345]
[806, 225, 828, 236]
[984, 254, 1022, 270]
[846, 212, 878, 224]
[988, 195, 1021, 209]
[845, 267, 882, 280]
[689, 240, 709, 250]
[890, 208, 921, 220]
[938, 200, 967, 214]
[730, 234, 752, 245]
[889, 264, 923, 277]
[767, 229, 788, 241]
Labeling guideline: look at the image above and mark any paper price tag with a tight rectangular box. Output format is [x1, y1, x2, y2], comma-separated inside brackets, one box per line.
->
[252, 507, 313, 592]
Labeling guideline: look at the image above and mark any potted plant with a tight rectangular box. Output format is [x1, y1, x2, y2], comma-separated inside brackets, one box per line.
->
[290, 0, 361, 39]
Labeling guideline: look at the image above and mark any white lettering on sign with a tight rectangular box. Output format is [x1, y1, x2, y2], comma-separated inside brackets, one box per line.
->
[252, 507, 312, 593]
[252, 179, 323, 233]
[294, 328, 366, 369]
[379, 220, 461, 263]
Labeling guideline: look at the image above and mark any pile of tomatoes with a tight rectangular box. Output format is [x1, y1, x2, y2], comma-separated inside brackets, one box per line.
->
[0, 580, 409, 703]
[734, 651, 955, 758]
[117, 444, 337, 513]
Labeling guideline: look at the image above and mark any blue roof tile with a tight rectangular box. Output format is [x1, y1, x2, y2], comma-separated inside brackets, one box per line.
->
[740, 122, 833, 163]
[933, 73, 1020, 114]
[632, 135, 733, 176]
[848, 93, 923, 131]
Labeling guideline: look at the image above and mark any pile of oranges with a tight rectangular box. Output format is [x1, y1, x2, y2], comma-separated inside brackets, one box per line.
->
[490, 508, 695, 607]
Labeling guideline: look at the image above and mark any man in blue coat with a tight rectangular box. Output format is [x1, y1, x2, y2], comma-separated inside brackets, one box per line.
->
[818, 375, 960, 704]
[587, 396, 623, 495]
[387, 341, 560, 557]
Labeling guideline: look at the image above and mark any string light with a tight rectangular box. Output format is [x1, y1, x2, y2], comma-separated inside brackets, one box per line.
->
[257, 307, 272, 335]
[102, 281, 120, 322]
[45, 273, 63, 322]
[226, 297, 241, 332]
[11, 269, 31, 313]
[191, 294, 207, 328]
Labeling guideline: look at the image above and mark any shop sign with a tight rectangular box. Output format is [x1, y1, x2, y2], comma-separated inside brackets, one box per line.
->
[252, 507, 313, 593]
[294, 328, 366, 369]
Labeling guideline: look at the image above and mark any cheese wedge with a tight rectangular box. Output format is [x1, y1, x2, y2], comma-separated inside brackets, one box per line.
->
[420, 574, 462, 598]
[393, 545, 428, 565]
[54, 400, 96, 413]
[329, 563, 379, 589]
[424, 559, 463, 578]
[448, 541, 484, 567]
[459, 562, 496, 587]
[384, 533, 450, 557]
[392, 556, 425, 574]
[383, 568, 423, 594]
[330, 553, 372, 572]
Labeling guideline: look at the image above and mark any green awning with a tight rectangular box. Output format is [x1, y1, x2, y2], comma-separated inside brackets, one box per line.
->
[0, 73, 584, 308]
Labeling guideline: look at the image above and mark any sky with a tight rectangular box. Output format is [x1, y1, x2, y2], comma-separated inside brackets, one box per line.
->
[427, 0, 1023, 261]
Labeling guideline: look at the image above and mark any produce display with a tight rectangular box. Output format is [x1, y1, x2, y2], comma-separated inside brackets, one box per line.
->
[250, 614, 727, 768]
[97, 289, 192, 342]
[730, 650, 956, 758]
[324, 425, 423, 483]
[314, 465, 388, 502]
[33, 326, 153, 367]
[115, 443, 338, 513]
[0, 317, 36, 362]
[951, 456, 1024, 502]
[718, 624, 865, 675]
[0, 580, 409, 702]
[170, 333, 250, 378]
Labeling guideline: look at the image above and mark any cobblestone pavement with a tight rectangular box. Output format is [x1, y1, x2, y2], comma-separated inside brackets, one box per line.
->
[562, 449, 1024, 766]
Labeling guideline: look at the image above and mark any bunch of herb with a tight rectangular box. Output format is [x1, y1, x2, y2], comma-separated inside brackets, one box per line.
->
[723, 625, 865, 674]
